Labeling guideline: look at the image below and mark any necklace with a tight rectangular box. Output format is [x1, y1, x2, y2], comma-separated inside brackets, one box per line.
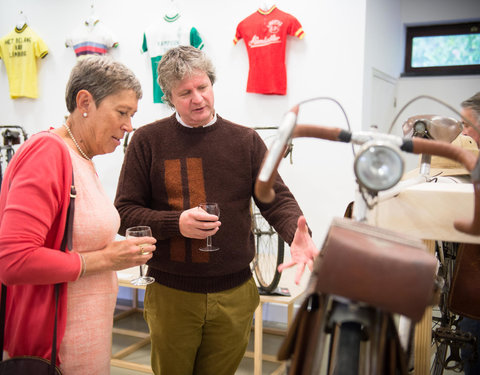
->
[63, 123, 91, 161]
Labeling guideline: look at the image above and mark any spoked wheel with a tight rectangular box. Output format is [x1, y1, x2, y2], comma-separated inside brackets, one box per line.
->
[333, 322, 362, 375]
[250, 201, 285, 293]
[430, 241, 464, 375]
[431, 337, 449, 375]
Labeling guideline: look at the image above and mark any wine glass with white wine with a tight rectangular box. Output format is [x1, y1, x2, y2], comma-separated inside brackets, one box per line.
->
[198, 202, 220, 252]
[126, 226, 155, 286]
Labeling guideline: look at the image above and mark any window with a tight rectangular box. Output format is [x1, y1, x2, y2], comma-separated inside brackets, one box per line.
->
[404, 21, 480, 76]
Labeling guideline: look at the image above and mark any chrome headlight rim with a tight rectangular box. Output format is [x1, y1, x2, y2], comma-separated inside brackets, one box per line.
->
[353, 141, 404, 193]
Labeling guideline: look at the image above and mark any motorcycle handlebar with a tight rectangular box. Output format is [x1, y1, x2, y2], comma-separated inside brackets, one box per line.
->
[255, 123, 480, 236]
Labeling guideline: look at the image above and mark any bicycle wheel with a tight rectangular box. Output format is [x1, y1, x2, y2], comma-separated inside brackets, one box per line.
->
[431, 337, 449, 375]
[333, 322, 362, 375]
[430, 241, 458, 375]
[250, 201, 284, 293]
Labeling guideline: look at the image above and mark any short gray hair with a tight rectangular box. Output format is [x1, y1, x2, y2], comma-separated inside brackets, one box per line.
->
[461, 92, 480, 123]
[157, 46, 216, 107]
[65, 55, 142, 113]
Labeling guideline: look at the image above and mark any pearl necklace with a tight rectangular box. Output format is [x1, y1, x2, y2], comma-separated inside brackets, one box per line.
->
[63, 123, 91, 161]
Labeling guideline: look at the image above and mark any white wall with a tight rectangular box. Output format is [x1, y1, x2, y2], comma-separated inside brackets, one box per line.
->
[361, 0, 480, 172]
[398, 0, 480, 120]
[398, 0, 480, 115]
[397, 0, 480, 170]
[398, 0, 480, 117]
[362, 0, 403, 131]
[401, 0, 480, 25]
[0, 0, 368, 260]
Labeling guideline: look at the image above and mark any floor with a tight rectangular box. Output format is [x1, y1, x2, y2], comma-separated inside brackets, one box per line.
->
[110, 307, 466, 375]
[110, 266, 466, 375]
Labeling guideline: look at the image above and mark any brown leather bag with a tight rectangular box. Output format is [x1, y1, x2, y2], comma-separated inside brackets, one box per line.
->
[448, 242, 480, 319]
[314, 217, 438, 322]
[278, 217, 435, 374]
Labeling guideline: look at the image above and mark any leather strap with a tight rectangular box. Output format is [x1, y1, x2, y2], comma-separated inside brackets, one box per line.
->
[0, 284, 5, 361]
[0, 172, 75, 375]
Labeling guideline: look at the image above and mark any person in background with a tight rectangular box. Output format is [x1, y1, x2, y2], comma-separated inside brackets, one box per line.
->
[458, 91, 480, 375]
[114, 45, 318, 375]
[461, 92, 480, 146]
[0, 55, 156, 374]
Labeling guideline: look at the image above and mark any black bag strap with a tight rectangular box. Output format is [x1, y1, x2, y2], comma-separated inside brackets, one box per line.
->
[0, 172, 75, 375]
[0, 284, 5, 361]
[60, 175, 76, 254]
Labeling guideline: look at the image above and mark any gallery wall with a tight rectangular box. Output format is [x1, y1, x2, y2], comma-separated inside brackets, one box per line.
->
[397, 0, 480, 118]
[0, 0, 368, 260]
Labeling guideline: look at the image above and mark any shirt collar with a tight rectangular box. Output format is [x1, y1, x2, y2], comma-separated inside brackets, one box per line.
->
[176, 112, 217, 128]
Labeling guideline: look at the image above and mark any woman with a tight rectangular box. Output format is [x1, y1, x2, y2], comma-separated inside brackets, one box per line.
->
[0, 55, 156, 374]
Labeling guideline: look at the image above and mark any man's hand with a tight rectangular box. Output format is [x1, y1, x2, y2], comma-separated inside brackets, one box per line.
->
[278, 216, 319, 284]
[179, 207, 221, 239]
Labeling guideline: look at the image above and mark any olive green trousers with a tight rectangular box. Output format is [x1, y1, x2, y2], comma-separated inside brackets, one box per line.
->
[144, 277, 260, 375]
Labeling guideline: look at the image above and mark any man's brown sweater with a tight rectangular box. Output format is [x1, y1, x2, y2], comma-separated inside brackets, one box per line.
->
[115, 114, 303, 293]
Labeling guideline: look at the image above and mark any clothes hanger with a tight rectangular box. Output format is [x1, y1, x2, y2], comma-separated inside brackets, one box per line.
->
[259, 0, 275, 11]
[16, 10, 27, 30]
[164, 0, 180, 20]
[85, 2, 99, 27]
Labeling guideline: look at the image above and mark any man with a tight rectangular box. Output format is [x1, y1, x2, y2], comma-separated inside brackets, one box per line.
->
[114, 45, 317, 375]
[461, 92, 480, 146]
[458, 92, 480, 375]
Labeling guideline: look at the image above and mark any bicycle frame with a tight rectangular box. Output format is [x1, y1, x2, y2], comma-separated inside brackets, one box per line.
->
[0, 125, 28, 190]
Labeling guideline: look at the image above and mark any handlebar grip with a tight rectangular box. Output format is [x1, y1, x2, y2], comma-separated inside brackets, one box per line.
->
[255, 122, 351, 203]
[293, 124, 352, 142]
[409, 138, 477, 172]
[254, 146, 289, 204]
[255, 107, 299, 204]
[254, 181, 275, 204]
[410, 137, 480, 235]
[255, 122, 352, 204]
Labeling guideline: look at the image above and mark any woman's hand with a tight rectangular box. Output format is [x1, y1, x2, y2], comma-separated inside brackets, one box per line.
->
[81, 236, 157, 275]
[277, 216, 319, 284]
[109, 236, 157, 270]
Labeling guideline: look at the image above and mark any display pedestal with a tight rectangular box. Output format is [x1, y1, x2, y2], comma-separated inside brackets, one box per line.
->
[367, 182, 478, 244]
[368, 181, 480, 375]
[112, 268, 152, 374]
[246, 290, 305, 375]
